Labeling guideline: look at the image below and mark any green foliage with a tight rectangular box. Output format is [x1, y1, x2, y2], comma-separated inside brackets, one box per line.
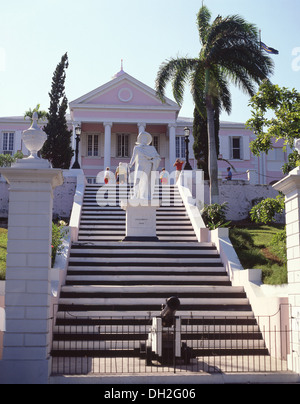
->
[156, 5, 273, 203]
[0, 152, 23, 167]
[51, 221, 68, 267]
[0, 228, 7, 280]
[201, 202, 231, 229]
[24, 104, 48, 122]
[282, 150, 300, 174]
[250, 194, 285, 224]
[246, 81, 300, 173]
[41, 53, 74, 169]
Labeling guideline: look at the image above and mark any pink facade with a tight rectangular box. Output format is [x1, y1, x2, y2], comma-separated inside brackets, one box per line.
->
[0, 69, 290, 185]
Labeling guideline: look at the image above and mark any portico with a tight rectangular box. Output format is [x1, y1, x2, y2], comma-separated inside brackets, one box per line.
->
[69, 69, 188, 181]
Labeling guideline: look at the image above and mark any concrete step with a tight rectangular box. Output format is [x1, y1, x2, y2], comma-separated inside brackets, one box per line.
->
[50, 183, 267, 368]
[55, 310, 255, 319]
[60, 285, 245, 295]
[66, 266, 226, 274]
[69, 247, 218, 256]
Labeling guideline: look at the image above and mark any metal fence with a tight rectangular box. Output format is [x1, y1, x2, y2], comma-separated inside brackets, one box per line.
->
[51, 306, 295, 375]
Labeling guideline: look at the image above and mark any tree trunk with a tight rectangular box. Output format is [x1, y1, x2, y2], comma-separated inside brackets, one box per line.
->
[205, 69, 219, 204]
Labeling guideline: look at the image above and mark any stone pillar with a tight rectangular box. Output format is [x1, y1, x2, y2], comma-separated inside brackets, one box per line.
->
[247, 169, 258, 185]
[168, 124, 176, 174]
[0, 113, 63, 384]
[104, 122, 113, 170]
[273, 166, 300, 373]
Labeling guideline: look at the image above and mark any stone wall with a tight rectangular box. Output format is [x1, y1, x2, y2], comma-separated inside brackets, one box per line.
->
[217, 181, 283, 222]
[0, 174, 283, 222]
[201, 179, 284, 221]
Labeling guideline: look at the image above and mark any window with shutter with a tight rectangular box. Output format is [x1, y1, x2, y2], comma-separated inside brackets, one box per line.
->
[117, 134, 129, 157]
[2, 132, 14, 155]
[87, 134, 99, 157]
[232, 137, 241, 159]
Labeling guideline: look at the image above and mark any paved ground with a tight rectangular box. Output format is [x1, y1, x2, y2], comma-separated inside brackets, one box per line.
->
[51, 354, 289, 375]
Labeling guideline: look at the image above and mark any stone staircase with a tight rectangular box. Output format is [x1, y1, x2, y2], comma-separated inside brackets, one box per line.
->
[51, 184, 268, 372]
[78, 184, 198, 242]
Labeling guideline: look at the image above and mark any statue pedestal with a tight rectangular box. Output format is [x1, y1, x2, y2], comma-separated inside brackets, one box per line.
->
[121, 199, 160, 241]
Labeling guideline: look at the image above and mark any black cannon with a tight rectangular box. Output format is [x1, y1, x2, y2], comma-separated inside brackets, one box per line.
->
[161, 296, 181, 327]
[140, 297, 194, 366]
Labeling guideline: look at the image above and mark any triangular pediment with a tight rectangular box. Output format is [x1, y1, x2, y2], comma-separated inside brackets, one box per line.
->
[70, 71, 180, 112]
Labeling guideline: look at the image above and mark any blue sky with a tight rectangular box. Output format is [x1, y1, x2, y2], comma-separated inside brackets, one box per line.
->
[0, 0, 299, 123]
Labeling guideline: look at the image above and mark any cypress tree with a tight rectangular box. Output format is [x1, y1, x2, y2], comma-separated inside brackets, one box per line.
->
[42, 53, 73, 168]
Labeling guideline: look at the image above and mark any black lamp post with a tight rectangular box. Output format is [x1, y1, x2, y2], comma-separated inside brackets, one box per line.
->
[184, 127, 192, 170]
[72, 125, 81, 169]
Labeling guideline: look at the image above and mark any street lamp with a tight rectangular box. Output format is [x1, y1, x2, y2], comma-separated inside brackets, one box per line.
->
[72, 125, 81, 169]
[184, 127, 192, 170]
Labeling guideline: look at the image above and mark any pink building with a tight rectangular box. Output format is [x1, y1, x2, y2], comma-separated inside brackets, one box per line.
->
[0, 68, 290, 185]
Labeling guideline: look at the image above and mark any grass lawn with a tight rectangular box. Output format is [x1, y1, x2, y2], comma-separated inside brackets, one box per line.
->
[229, 223, 287, 285]
[0, 228, 7, 280]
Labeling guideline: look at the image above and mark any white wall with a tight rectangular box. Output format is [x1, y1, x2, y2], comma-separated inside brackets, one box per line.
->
[0, 171, 77, 219]
[202, 180, 284, 221]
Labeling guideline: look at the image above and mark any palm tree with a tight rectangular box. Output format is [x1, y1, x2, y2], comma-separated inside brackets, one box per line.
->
[156, 5, 274, 203]
[24, 104, 48, 123]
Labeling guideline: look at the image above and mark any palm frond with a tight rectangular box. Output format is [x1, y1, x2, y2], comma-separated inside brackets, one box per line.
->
[197, 5, 212, 46]
[155, 57, 199, 105]
[208, 14, 258, 46]
[155, 58, 180, 102]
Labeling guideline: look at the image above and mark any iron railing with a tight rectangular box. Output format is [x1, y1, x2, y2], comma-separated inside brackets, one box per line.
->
[51, 307, 295, 375]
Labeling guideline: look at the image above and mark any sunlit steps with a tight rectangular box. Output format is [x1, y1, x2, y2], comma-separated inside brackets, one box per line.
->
[50, 185, 269, 368]
[78, 184, 198, 242]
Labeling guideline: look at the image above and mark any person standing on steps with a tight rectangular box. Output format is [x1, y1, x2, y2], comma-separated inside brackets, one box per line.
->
[174, 158, 185, 183]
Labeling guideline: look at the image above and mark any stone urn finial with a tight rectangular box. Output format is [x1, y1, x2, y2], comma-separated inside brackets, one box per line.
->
[22, 111, 47, 159]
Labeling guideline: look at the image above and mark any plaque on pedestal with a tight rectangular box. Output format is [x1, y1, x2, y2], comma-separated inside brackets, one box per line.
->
[121, 199, 160, 241]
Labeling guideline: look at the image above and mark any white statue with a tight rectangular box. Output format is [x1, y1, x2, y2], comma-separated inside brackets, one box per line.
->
[129, 132, 161, 199]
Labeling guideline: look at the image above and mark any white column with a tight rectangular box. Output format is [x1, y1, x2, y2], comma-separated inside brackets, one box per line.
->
[273, 166, 300, 374]
[104, 122, 113, 170]
[0, 166, 63, 384]
[168, 124, 176, 173]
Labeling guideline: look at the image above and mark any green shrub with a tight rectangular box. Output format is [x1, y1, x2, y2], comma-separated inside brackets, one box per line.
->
[0, 228, 7, 280]
[0, 152, 23, 167]
[201, 202, 231, 230]
[51, 221, 68, 267]
[250, 194, 285, 224]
